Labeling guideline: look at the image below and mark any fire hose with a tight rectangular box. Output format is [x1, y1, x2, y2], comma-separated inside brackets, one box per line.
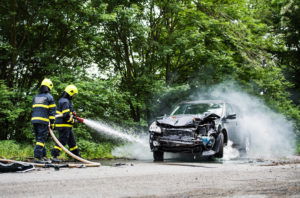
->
[0, 114, 101, 170]
[49, 112, 100, 167]
[0, 127, 100, 170]
[49, 126, 100, 167]
[0, 158, 86, 169]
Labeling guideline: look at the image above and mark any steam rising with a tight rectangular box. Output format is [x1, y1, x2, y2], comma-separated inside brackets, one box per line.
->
[84, 82, 296, 160]
[111, 139, 152, 160]
[223, 141, 240, 160]
[195, 82, 296, 158]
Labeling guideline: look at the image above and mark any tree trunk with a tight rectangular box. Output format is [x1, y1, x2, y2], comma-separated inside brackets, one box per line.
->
[8, 0, 18, 88]
[127, 99, 140, 122]
[166, 55, 171, 85]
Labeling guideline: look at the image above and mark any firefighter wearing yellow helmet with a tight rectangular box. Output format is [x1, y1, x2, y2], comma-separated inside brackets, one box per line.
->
[65, 84, 78, 96]
[51, 84, 83, 162]
[31, 78, 56, 163]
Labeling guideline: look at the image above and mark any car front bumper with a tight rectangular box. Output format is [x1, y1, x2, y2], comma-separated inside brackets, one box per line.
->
[150, 135, 203, 153]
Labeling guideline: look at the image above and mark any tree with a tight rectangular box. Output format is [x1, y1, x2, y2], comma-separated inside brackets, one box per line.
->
[279, 0, 300, 104]
[0, 0, 110, 140]
[0, 0, 109, 90]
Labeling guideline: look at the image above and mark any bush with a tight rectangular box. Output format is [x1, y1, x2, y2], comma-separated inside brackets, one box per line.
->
[77, 139, 115, 159]
[0, 140, 32, 160]
[0, 81, 31, 141]
[0, 139, 117, 161]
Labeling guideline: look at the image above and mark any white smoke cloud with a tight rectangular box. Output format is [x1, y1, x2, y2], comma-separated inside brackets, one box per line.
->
[111, 138, 152, 160]
[84, 82, 296, 160]
[194, 82, 296, 158]
[223, 141, 240, 160]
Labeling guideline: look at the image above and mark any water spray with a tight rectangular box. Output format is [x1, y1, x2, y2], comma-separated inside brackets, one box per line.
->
[77, 82, 296, 161]
[72, 113, 145, 145]
[81, 119, 152, 160]
[83, 119, 146, 145]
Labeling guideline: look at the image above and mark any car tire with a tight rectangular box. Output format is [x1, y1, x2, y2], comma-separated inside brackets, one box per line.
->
[214, 133, 224, 158]
[153, 151, 164, 162]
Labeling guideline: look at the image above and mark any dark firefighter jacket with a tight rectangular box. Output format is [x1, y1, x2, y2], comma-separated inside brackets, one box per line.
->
[31, 93, 56, 125]
[55, 97, 75, 128]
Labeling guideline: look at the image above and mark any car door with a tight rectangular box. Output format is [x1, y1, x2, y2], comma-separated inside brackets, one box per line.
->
[224, 103, 238, 144]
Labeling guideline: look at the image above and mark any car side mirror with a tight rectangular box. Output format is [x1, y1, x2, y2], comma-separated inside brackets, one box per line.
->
[226, 114, 236, 119]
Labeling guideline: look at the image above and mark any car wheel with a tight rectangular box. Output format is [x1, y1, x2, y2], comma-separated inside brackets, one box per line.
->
[214, 133, 224, 158]
[153, 151, 164, 162]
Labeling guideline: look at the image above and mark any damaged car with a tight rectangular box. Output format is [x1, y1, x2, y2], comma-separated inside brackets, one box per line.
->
[149, 100, 247, 161]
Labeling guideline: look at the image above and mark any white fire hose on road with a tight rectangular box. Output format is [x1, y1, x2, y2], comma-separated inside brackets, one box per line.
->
[49, 126, 100, 167]
[0, 115, 100, 170]
[52, 113, 100, 166]
[0, 127, 101, 169]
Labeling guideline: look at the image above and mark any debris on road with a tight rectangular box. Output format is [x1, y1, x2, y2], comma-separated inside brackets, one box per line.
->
[0, 162, 34, 173]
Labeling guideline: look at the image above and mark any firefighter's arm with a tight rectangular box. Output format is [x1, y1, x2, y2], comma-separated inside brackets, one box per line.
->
[48, 96, 56, 129]
[61, 102, 75, 124]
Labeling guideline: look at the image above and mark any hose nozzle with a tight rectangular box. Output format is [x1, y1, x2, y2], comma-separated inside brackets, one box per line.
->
[72, 112, 84, 123]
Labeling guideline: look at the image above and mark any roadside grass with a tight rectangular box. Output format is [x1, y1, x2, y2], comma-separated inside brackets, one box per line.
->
[77, 139, 115, 159]
[0, 140, 32, 161]
[0, 140, 116, 161]
[297, 142, 300, 155]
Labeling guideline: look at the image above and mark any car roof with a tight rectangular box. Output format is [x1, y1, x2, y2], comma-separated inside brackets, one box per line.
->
[181, 100, 225, 104]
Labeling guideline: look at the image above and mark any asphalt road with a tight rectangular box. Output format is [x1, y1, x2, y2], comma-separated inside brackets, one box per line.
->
[0, 157, 299, 198]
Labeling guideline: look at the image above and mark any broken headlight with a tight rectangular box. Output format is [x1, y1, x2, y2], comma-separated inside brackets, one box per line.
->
[149, 121, 162, 133]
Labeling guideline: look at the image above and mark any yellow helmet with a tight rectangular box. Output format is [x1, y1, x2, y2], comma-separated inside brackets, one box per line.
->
[41, 78, 53, 90]
[65, 85, 78, 96]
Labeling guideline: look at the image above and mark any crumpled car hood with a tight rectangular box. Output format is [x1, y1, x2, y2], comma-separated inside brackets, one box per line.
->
[156, 113, 220, 127]
[156, 115, 201, 127]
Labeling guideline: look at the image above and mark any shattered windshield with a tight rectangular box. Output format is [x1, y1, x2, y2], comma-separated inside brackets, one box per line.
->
[171, 103, 223, 116]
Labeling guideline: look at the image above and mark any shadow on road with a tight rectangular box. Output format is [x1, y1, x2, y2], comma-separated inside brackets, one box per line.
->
[157, 162, 217, 168]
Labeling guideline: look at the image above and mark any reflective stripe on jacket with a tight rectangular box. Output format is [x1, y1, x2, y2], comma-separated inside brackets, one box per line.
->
[55, 97, 75, 128]
[31, 93, 56, 125]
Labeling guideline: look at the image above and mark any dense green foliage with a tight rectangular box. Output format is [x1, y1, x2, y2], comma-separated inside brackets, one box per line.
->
[0, 0, 300, 157]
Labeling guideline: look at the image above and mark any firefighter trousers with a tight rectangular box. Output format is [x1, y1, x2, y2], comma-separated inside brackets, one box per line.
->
[33, 123, 48, 159]
[51, 127, 80, 157]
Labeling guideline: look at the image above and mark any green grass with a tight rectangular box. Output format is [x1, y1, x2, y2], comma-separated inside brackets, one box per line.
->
[0, 140, 32, 161]
[0, 140, 116, 161]
[77, 139, 115, 159]
[297, 142, 300, 155]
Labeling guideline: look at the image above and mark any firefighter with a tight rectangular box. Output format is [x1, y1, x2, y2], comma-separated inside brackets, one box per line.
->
[31, 78, 56, 163]
[51, 85, 83, 162]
